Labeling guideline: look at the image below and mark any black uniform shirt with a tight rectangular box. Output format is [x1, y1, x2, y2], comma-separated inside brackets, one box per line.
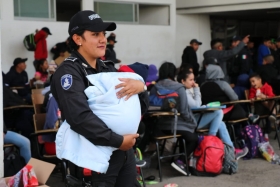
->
[51, 51, 149, 148]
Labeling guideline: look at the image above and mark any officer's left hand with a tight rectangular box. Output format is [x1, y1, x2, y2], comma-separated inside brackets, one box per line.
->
[116, 78, 144, 100]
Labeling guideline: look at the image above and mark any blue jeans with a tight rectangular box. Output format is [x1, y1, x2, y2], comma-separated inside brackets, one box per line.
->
[194, 110, 234, 147]
[4, 131, 31, 163]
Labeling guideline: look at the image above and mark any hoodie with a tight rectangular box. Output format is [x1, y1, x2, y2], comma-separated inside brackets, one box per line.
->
[34, 30, 48, 60]
[204, 64, 238, 101]
[150, 79, 197, 133]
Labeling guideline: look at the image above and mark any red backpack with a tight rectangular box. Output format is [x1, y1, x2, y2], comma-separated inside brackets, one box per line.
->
[192, 136, 224, 176]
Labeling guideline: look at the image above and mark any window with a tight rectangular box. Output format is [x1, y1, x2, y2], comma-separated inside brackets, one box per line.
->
[94, 1, 170, 25]
[56, 0, 81, 22]
[14, 0, 55, 20]
[94, 2, 137, 23]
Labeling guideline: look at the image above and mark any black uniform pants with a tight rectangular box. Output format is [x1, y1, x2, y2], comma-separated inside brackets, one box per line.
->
[69, 148, 138, 187]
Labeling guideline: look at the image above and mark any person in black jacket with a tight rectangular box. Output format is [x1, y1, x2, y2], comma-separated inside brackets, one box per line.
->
[105, 35, 121, 65]
[181, 39, 202, 77]
[227, 36, 252, 85]
[257, 55, 278, 85]
[51, 10, 148, 187]
[50, 37, 71, 60]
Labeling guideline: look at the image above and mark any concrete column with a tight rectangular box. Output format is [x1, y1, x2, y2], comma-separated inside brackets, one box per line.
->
[81, 0, 94, 11]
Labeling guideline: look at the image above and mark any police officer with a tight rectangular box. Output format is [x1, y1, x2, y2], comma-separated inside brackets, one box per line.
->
[51, 10, 148, 186]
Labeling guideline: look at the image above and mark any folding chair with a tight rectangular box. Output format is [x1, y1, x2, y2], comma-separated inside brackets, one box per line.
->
[31, 93, 45, 114]
[150, 111, 190, 182]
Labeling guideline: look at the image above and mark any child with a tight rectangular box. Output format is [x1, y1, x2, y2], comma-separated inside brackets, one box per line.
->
[34, 59, 49, 83]
[257, 54, 278, 85]
[249, 73, 276, 133]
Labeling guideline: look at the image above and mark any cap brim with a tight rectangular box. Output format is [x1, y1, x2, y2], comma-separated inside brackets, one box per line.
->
[87, 22, 116, 32]
[22, 58, 28, 62]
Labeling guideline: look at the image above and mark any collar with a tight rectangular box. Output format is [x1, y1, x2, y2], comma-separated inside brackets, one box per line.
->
[71, 51, 109, 71]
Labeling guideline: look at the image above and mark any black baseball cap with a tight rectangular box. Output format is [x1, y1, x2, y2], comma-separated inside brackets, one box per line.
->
[68, 10, 116, 36]
[190, 39, 202, 45]
[13, 58, 27, 66]
[42, 27, 52, 35]
[232, 35, 242, 42]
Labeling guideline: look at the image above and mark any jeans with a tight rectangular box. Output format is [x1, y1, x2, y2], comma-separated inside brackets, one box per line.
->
[4, 131, 31, 163]
[194, 110, 234, 147]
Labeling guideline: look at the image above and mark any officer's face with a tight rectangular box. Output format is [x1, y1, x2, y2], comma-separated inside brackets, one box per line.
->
[77, 31, 107, 59]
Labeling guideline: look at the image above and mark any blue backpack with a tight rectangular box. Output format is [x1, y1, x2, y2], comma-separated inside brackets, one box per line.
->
[149, 86, 180, 111]
[241, 125, 264, 159]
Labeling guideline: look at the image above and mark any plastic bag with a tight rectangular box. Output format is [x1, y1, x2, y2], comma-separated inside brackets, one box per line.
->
[258, 142, 275, 162]
[8, 164, 39, 187]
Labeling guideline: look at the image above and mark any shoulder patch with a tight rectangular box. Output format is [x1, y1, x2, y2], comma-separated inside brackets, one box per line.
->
[65, 57, 78, 62]
[61, 74, 73, 90]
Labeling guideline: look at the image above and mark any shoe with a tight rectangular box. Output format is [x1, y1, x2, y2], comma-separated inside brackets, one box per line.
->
[136, 157, 146, 167]
[235, 147, 249, 160]
[248, 113, 259, 124]
[171, 159, 187, 175]
[269, 114, 277, 128]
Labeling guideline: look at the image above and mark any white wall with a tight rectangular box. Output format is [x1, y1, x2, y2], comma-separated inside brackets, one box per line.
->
[177, 0, 279, 8]
[0, 16, 3, 179]
[0, 0, 176, 77]
[176, 14, 211, 68]
[139, 5, 170, 25]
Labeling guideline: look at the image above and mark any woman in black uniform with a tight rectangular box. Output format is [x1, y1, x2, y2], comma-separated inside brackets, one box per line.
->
[51, 10, 148, 187]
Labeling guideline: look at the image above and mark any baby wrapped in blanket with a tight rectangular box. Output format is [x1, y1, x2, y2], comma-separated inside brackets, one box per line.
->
[55, 71, 143, 173]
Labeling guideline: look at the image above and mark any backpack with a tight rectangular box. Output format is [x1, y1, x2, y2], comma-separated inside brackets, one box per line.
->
[192, 136, 224, 176]
[149, 85, 180, 111]
[23, 33, 36, 51]
[241, 124, 264, 159]
[222, 143, 238, 175]
[4, 147, 26, 177]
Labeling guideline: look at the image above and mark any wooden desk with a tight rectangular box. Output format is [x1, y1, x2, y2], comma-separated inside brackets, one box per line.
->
[4, 105, 33, 110]
[221, 100, 251, 105]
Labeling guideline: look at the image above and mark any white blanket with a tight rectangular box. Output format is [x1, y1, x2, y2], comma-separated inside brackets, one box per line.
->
[56, 72, 143, 173]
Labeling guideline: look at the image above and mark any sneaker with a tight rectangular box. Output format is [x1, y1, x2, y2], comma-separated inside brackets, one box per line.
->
[171, 159, 187, 175]
[269, 114, 277, 128]
[136, 157, 146, 167]
[248, 113, 259, 124]
[235, 147, 249, 160]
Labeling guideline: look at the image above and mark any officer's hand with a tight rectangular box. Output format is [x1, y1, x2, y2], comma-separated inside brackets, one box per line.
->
[242, 35, 250, 44]
[119, 134, 139, 151]
[116, 78, 145, 100]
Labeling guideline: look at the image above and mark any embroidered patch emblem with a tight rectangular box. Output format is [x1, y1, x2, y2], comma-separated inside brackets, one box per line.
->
[88, 14, 100, 20]
[61, 74, 73, 90]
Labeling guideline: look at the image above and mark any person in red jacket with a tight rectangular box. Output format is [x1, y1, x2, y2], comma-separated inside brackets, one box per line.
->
[249, 73, 276, 133]
[33, 27, 52, 68]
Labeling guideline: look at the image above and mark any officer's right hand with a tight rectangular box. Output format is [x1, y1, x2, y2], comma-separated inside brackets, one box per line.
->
[242, 35, 250, 44]
[119, 134, 139, 151]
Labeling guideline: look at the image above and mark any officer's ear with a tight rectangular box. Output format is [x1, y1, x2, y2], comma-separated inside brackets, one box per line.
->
[72, 34, 83, 46]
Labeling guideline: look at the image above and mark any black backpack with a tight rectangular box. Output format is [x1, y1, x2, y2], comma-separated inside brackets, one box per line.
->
[4, 147, 26, 177]
[23, 33, 36, 51]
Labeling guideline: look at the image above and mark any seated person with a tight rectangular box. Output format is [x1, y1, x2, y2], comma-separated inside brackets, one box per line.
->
[177, 69, 248, 160]
[3, 123, 31, 164]
[257, 55, 278, 85]
[5, 58, 31, 103]
[201, 63, 258, 122]
[56, 64, 147, 174]
[233, 74, 250, 100]
[34, 59, 49, 84]
[146, 64, 158, 90]
[249, 73, 276, 132]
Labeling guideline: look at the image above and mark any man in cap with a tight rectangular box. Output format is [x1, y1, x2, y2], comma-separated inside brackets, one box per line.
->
[51, 10, 148, 187]
[227, 36, 252, 85]
[181, 39, 202, 77]
[5, 58, 31, 103]
[34, 27, 52, 68]
[104, 34, 121, 65]
[257, 37, 271, 67]
[203, 35, 250, 83]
